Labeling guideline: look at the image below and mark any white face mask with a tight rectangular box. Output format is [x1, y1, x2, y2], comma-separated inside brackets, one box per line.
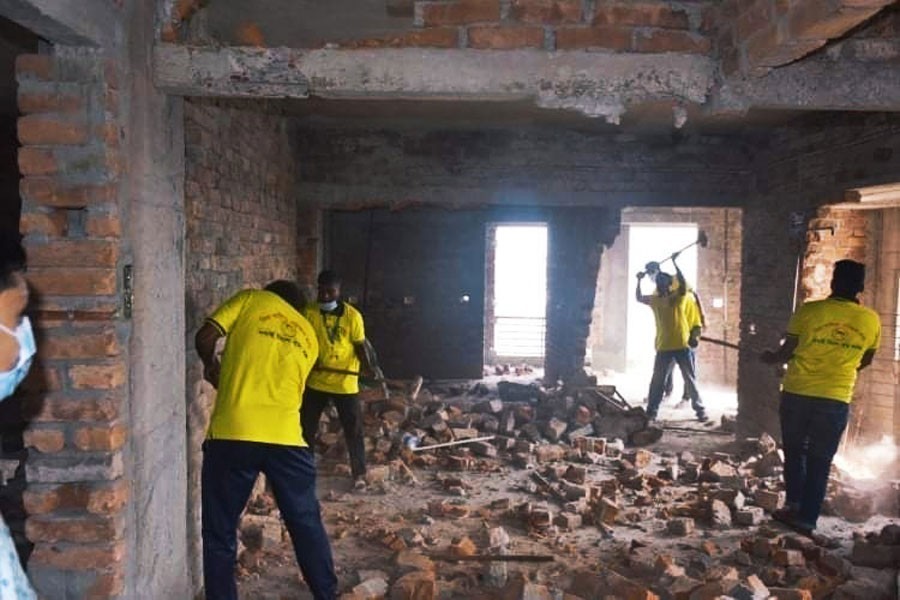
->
[318, 300, 338, 312]
[0, 317, 36, 401]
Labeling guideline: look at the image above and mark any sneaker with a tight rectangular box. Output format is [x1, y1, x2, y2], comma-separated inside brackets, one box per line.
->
[353, 476, 367, 492]
[696, 412, 709, 423]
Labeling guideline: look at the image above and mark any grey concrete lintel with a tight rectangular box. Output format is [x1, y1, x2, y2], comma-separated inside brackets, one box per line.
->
[153, 44, 716, 122]
[712, 56, 900, 114]
[0, 0, 121, 48]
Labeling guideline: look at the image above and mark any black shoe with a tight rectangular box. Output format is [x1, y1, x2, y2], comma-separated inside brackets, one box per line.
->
[696, 412, 708, 423]
[772, 509, 813, 537]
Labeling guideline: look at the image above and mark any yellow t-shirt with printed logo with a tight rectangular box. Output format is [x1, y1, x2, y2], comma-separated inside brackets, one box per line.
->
[782, 297, 881, 403]
[304, 302, 366, 395]
[206, 289, 318, 446]
[650, 292, 695, 351]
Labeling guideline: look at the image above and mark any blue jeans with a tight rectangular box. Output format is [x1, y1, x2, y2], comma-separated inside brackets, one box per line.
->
[202, 440, 337, 600]
[663, 347, 697, 400]
[779, 391, 849, 529]
[647, 348, 705, 418]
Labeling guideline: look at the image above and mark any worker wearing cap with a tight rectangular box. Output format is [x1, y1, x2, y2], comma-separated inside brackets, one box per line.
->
[636, 252, 707, 423]
[195, 280, 336, 600]
[301, 270, 381, 491]
[762, 259, 881, 536]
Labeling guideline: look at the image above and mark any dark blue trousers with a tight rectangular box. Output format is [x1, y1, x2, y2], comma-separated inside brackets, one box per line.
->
[779, 391, 849, 529]
[646, 348, 705, 418]
[201, 440, 337, 600]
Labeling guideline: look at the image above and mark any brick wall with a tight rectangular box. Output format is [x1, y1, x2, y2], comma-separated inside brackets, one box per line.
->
[183, 98, 299, 586]
[545, 207, 620, 383]
[302, 0, 713, 52]
[738, 113, 900, 440]
[296, 125, 755, 208]
[16, 48, 128, 598]
[713, 0, 893, 76]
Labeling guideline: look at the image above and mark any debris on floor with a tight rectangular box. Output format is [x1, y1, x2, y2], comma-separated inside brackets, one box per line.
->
[236, 375, 900, 599]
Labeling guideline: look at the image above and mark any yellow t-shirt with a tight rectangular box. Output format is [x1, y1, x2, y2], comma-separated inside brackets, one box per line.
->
[206, 290, 318, 446]
[782, 297, 881, 403]
[650, 292, 695, 351]
[303, 302, 366, 395]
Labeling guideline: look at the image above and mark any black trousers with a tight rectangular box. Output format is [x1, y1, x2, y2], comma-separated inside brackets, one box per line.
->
[301, 388, 367, 478]
[201, 439, 336, 600]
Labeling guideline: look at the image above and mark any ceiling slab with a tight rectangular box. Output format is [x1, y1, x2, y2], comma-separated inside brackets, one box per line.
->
[154, 45, 715, 123]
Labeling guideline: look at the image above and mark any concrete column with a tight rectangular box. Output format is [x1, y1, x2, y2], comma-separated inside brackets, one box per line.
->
[123, 0, 189, 596]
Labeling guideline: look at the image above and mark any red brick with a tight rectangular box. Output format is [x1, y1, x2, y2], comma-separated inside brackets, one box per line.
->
[23, 394, 122, 423]
[85, 214, 122, 238]
[634, 29, 711, 53]
[37, 328, 120, 360]
[28, 268, 117, 296]
[18, 147, 57, 175]
[18, 114, 88, 145]
[73, 424, 127, 451]
[735, 0, 772, 42]
[340, 28, 459, 48]
[789, 1, 880, 40]
[16, 54, 53, 80]
[23, 427, 65, 453]
[30, 541, 125, 570]
[98, 122, 121, 148]
[28, 240, 119, 269]
[20, 178, 117, 209]
[24, 481, 129, 516]
[88, 573, 125, 600]
[234, 21, 266, 46]
[555, 26, 632, 50]
[593, 3, 691, 29]
[511, 0, 583, 24]
[420, 0, 501, 26]
[19, 365, 62, 393]
[68, 363, 126, 390]
[26, 393, 121, 423]
[26, 514, 123, 543]
[18, 90, 83, 114]
[19, 210, 68, 237]
[160, 23, 178, 43]
[468, 25, 545, 48]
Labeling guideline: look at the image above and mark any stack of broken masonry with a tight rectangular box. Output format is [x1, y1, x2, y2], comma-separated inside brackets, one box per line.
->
[245, 378, 900, 599]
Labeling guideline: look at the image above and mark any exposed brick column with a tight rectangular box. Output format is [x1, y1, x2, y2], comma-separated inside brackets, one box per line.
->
[16, 48, 128, 599]
[545, 207, 619, 383]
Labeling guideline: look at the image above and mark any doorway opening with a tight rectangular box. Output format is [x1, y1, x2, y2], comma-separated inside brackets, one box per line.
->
[485, 224, 548, 366]
[588, 207, 742, 422]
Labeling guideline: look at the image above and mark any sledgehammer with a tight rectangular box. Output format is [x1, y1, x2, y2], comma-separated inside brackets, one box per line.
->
[313, 365, 391, 400]
[699, 336, 740, 350]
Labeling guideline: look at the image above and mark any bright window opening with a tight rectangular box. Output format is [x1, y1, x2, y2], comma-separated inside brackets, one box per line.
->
[492, 224, 548, 359]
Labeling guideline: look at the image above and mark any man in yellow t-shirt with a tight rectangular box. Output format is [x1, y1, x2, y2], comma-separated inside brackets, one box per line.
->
[301, 270, 382, 491]
[636, 254, 707, 423]
[762, 260, 881, 536]
[195, 280, 336, 600]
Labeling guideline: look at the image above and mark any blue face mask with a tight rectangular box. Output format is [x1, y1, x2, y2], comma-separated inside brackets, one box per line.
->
[0, 317, 36, 401]
[318, 300, 338, 312]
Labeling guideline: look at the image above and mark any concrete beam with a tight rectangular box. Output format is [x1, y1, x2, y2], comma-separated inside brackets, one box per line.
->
[0, 0, 121, 47]
[711, 56, 900, 114]
[153, 44, 715, 122]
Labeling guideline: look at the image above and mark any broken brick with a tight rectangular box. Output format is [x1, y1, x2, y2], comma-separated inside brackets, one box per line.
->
[667, 517, 694, 536]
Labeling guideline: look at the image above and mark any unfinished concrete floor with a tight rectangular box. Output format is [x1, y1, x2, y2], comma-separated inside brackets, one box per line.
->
[233, 377, 899, 599]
